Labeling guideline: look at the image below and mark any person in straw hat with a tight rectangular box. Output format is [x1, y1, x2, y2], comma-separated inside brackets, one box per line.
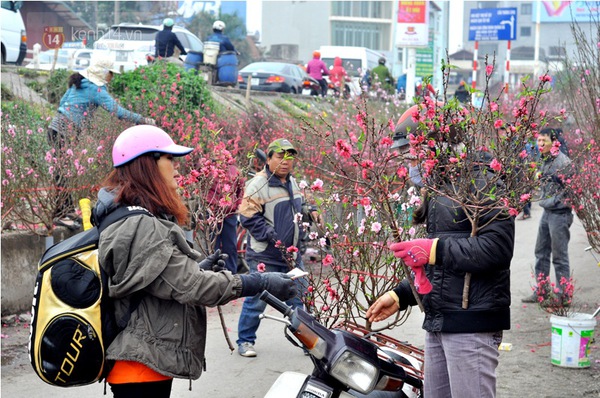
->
[48, 57, 155, 230]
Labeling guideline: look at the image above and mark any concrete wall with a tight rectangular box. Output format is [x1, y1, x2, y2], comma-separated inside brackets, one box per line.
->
[1, 229, 77, 316]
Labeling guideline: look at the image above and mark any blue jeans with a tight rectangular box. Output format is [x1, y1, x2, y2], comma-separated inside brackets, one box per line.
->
[425, 331, 502, 398]
[236, 259, 305, 346]
[534, 210, 573, 284]
[214, 215, 238, 273]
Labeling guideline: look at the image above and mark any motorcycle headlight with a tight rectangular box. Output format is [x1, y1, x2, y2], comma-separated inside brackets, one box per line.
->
[330, 350, 379, 394]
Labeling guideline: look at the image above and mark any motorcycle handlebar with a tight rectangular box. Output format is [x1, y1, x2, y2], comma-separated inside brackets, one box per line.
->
[259, 291, 293, 317]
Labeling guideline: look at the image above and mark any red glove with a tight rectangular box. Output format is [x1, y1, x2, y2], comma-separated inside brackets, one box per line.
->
[389, 239, 436, 267]
[411, 267, 433, 294]
[389, 239, 438, 294]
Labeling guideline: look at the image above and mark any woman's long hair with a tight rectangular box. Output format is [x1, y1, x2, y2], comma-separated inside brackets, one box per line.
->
[103, 154, 189, 224]
[68, 73, 84, 89]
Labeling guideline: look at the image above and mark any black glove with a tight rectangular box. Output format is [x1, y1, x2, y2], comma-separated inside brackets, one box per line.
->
[240, 272, 298, 301]
[198, 250, 228, 272]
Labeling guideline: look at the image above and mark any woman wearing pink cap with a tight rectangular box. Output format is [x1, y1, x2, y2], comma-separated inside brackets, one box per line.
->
[95, 125, 298, 397]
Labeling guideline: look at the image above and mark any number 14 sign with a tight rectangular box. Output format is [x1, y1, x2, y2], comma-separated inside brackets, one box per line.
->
[43, 26, 65, 49]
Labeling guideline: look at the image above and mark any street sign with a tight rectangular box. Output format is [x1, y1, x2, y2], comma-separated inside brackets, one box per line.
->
[468, 8, 517, 41]
[43, 26, 65, 49]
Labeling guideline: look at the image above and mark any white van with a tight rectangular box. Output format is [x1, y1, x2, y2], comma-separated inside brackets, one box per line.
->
[1, 0, 27, 64]
[318, 45, 382, 95]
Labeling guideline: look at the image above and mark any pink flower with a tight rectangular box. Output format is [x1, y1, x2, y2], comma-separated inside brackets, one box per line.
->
[520, 193, 531, 203]
[311, 178, 324, 191]
[449, 157, 459, 164]
[360, 197, 371, 207]
[396, 165, 408, 178]
[508, 208, 519, 217]
[486, 65, 494, 76]
[335, 139, 352, 158]
[494, 119, 504, 129]
[539, 74, 552, 82]
[490, 158, 502, 172]
[380, 137, 393, 146]
[257, 263, 266, 273]
[371, 222, 382, 233]
[322, 254, 334, 266]
[286, 246, 299, 253]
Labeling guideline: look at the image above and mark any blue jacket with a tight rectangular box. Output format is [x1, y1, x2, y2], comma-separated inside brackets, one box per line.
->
[238, 166, 304, 268]
[206, 31, 235, 53]
[57, 79, 144, 127]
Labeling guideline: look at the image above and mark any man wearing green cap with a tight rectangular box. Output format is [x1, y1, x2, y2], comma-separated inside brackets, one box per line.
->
[155, 18, 187, 65]
[236, 138, 306, 357]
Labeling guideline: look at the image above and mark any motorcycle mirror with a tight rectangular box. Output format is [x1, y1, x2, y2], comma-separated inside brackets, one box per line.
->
[255, 148, 267, 163]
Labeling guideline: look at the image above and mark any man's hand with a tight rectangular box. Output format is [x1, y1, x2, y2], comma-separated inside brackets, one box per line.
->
[366, 292, 400, 323]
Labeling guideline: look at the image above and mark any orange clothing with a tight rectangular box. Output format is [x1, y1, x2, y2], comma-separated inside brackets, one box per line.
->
[107, 360, 172, 384]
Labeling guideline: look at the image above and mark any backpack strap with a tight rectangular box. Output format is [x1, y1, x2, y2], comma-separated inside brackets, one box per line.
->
[97, 206, 154, 234]
[98, 206, 154, 330]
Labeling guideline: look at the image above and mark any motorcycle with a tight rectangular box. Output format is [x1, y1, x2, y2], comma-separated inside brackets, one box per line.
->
[325, 77, 351, 99]
[260, 291, 424, 398]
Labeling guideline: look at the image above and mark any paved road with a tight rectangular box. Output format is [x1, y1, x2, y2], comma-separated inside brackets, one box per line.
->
[2, 204, 599, 397]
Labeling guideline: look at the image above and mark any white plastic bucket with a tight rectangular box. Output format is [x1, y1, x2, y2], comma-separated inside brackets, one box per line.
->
[550, 313, 597, 368]
[203, 42, 219, 65]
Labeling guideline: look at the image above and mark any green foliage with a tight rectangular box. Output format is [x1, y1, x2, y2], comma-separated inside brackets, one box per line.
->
[46, 69, 71, 104]
[17, 67, 41, 79]
[109, 62, 216, 117]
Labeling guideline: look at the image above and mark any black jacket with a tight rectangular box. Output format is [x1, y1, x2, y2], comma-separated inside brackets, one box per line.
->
[155, 28, 187, 58]
[394, 172, 514, 333]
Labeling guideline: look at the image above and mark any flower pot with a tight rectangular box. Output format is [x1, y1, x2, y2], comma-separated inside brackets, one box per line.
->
[550, 313, 597, 368]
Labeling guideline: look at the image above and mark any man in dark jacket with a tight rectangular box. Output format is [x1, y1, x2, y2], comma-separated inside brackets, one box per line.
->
[522, 128, 573, 303]
[367, 107, 513, 398]
[236, 138, 306, 357]
[155, 18, 187, 64]
[205, 20, 236, 53]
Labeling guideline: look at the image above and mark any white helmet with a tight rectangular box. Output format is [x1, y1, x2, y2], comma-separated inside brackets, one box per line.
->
[213, 20, 225, 31]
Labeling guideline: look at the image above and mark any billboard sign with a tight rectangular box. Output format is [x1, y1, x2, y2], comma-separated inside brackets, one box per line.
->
[533, 1, 600, 23]
[468, 7, 517, 41]
[396, 1, 429, 47]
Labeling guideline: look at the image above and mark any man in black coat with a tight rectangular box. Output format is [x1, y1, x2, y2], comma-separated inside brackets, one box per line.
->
[155, 18, 187, 65]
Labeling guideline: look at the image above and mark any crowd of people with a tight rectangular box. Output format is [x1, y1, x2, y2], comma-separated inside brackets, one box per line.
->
[43, 29, 577, 397]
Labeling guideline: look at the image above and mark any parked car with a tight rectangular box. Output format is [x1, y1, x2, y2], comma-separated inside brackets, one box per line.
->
[94, 23, 203, 71]
[25, 48, 95, 71]
[1, 0, 27, 64]
[238, 62, 319, 94]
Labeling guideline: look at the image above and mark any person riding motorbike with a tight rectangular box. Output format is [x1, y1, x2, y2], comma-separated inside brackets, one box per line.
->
[329, 56, 349, 97]
[155, 18, 187, 65]
[306, 50, 329, 97]
[205, 20, 236, 53]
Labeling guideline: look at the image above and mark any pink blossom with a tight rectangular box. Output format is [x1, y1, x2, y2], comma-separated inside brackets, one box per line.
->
[298, 180, 308, 189]
[335, 139, 352, 158]
[371, 222, 382, 233]
[257, 263, 266, 273]
[361, 160, 374, 169]
[360, 197, 371, 207]
[380, 137, 393, 146]
[490, 158, 502, 172]
[539, 74, 552, 82]
[519, 150, 528, 159]
[489, 102, 499, 112]
[396, 165, 408, 178]
[508, 208, 519, 217]
[486, 65, 494, 76]
[322, 254, 334, 266]
[494, 119, 504, 129]
[520, 193, 531, 203]
[311, 178, 324, 191]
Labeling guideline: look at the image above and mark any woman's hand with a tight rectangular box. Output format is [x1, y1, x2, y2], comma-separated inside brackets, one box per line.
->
[366, 292, 400, 323]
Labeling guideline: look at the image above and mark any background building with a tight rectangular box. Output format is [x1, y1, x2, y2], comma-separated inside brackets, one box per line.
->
[260, 1, 449, 90]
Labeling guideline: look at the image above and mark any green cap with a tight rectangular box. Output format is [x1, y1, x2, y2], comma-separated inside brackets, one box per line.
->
[163, 18, 174, 27]
[267, 138, 297, 155]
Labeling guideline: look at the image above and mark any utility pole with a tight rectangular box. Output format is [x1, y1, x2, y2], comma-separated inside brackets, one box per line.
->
[114, 0, 120, 25]
[533, 0, 541, 78]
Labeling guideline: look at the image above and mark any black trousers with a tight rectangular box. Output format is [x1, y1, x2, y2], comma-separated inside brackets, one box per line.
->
[110, 379, 173, 398]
